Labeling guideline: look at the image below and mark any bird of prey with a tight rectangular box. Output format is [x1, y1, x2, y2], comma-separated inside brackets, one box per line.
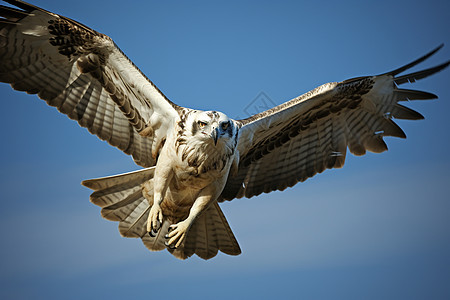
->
[0, 0, 448, 260]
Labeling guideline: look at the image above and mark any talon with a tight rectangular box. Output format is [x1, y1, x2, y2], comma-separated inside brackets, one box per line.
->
[148, 205, 163, 233]
[164, 234, 169, 239]
[164, 241, 176, 249]
[152, 220, 161, 232]
[149, 228, 158, 237]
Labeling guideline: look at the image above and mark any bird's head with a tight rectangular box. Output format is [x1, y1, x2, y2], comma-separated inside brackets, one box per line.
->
[186, 110, 237, 147]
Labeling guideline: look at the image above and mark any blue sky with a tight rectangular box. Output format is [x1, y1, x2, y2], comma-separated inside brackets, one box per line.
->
[1, 0, 449, 299]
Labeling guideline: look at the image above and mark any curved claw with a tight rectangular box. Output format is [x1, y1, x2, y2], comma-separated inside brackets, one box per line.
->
[165, 221, 190, 249]
[164, 241, 176, 249]
[149, 228, 158, 237]
[147, 204, 163, 233]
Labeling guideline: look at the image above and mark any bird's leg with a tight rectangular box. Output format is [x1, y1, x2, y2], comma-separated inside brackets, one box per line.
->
[148, 202, 163, 237]
[166, 180, 224, 248]
[147, 162, 173, 236]
[165, 193, 213, 248]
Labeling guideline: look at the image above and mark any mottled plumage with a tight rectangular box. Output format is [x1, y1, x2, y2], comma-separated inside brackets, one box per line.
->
[0, 0, 448, 260]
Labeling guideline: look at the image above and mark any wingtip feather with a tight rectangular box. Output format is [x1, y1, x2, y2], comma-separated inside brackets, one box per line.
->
[385, 44, 444, 77]
[81, 179, 95, 189]
[394, 60, 450, 85]
[395, 89, 438, 101]
[1, 0, 39, 13]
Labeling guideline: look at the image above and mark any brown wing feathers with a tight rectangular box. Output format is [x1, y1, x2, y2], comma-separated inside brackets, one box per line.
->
[0, 1, 179, 167]
[221, 47, 448, 201]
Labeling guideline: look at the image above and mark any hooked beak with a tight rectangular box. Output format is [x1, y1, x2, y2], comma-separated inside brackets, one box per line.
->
[211, 127, 219, 146]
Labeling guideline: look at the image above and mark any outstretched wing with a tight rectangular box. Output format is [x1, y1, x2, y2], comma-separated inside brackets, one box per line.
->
[221, 46, 449, 200]
[0, 0, 181, 167]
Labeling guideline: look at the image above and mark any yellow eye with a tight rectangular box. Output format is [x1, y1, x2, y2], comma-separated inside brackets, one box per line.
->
[221, 122, 229, 130]
[198, 121, 207, 129]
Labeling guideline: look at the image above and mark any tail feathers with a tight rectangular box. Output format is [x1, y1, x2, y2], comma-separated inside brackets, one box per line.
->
[82, 167, 154, 208]
[141, 202, 242, 260]
[83, 167, 241, 260]
[86, 168, 170, 244]
[117, 195, 150, 238]
[175, 202, 241, 260]
[82, 167, 155, 238]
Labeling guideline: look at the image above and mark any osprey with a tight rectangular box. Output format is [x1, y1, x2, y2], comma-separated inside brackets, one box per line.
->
[0, 0, 448, 260]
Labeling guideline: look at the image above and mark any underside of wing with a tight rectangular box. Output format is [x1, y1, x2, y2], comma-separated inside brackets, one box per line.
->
[0, 0, 181, 167]
[221, 45, 449, 201]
